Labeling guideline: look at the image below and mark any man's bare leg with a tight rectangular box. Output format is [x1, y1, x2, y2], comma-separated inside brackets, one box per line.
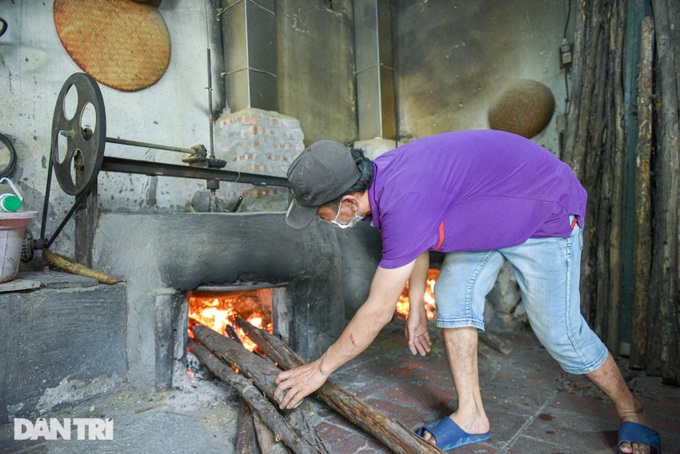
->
[587, 353, 655, 454]
[423, 327, 490, 446]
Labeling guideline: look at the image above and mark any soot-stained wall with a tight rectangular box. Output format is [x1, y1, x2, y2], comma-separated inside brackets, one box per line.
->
[394, 0, 573, 153]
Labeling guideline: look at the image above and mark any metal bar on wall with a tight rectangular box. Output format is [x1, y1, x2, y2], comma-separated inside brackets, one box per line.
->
[100, 156, 291, 188]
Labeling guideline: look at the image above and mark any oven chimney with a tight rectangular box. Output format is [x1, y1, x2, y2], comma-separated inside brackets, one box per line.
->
[353, 0, 396, 140]
[221, 0, 278, 112]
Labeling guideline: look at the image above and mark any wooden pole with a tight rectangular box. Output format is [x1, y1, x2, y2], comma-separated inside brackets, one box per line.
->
[235, 318, 446, 454]
[606, 0, 626, 354]
[630, 16, 654, 370]
[586, 9, 609, 329]
[565, 1, 600, 178]
[578, 3, 604, 181]
[575, 1, 606, 325]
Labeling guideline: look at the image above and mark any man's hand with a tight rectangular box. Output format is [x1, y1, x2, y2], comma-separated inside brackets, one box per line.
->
[406, 303, 432, 356]
[274, 361, 328, 410]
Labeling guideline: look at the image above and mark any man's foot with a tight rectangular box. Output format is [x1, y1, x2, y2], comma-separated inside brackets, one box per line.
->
[585, 354, 659, 453]
[419, 416, 490, 450]
[617, 413, 660, 454]
[420, 413, 490, 449]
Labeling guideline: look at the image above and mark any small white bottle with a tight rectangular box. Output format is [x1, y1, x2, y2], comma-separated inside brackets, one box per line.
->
[0, 177, 23, 212]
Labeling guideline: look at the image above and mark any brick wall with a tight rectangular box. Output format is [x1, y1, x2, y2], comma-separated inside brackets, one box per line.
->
[214, 108, 305, 212]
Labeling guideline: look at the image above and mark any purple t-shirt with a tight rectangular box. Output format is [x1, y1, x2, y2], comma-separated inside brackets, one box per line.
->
[365, 130, 587, 269]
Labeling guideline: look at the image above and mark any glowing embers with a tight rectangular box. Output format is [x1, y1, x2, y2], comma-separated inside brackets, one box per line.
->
[188, 288, 273, 352]
[395, 268, 439, 321]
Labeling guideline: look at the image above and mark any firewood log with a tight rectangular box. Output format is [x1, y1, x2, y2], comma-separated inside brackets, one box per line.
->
[236, 397, 261, 454]
[253, 410, 292, 454]
[43, 249, 119, 284]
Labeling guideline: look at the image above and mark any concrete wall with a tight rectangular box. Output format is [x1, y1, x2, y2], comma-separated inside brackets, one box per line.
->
[276, 0, 574, 151]
[0, 0, 361, 258]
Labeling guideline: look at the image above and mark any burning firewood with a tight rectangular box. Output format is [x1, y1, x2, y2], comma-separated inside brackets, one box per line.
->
[235, 318, 446, 454]
[226, 324, 242, 343]
[190, 325, 330, 454]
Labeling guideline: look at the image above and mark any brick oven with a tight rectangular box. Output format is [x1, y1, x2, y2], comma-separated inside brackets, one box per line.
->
[92, 212, 381, 392]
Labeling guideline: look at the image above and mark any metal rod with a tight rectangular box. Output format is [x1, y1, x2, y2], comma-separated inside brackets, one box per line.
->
[106, 137, 195, 154]
[194, 282, 288, 292]
[207, 48, 216, 160]
[100, 156, 291, 188]
[39, 156, 55, 247]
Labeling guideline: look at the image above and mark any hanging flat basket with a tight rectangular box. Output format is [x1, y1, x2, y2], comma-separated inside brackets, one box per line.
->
[488, 79, 556, 138]
[54, 0, 171, 92]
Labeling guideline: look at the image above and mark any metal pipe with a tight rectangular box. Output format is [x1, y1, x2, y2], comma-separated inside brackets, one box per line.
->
[207, 48, 216, 159]
[106, 137, 195, 154]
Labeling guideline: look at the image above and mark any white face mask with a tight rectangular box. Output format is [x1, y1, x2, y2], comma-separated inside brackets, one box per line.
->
[330, 200, 364, 229]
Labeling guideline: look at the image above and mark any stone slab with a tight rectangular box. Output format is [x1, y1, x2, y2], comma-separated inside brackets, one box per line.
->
[0, 279, 41, 293]
[0, 277, 127, 423]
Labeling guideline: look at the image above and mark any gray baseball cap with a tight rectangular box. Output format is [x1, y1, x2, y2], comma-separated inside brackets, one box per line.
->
[286, 140, 361, 229]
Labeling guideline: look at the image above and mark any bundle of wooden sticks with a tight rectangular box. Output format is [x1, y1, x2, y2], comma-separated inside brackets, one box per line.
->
[189, 319, 445, 454]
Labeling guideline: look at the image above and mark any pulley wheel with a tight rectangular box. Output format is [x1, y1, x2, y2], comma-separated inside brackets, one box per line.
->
[51, 72, 106, 195]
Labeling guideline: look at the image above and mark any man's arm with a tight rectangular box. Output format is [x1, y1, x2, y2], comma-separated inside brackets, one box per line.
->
[405, 251, 432, 356]
[274, 260, 416, 409]
[408, 250, 430, 305]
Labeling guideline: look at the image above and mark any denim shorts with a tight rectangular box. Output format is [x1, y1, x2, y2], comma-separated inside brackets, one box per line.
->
[434, 221, 608, 375]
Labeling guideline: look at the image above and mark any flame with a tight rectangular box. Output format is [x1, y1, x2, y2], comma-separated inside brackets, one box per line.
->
[188, 290, 273, 352]
[396, 268, 439, 321]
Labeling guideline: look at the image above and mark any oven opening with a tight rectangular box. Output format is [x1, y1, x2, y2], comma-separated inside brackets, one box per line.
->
[187, 288, 274, 354]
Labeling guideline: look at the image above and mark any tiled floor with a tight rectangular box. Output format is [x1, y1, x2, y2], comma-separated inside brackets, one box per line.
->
[314, 323, 680, 453]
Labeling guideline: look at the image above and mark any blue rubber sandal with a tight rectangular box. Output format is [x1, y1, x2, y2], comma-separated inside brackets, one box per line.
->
[617, 421, 661, 454]
[417, 417, 491, 451]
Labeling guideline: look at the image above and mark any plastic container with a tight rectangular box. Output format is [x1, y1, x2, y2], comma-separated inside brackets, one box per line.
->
[0, 211, 37, 283]
[0, 177, 23, 212]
